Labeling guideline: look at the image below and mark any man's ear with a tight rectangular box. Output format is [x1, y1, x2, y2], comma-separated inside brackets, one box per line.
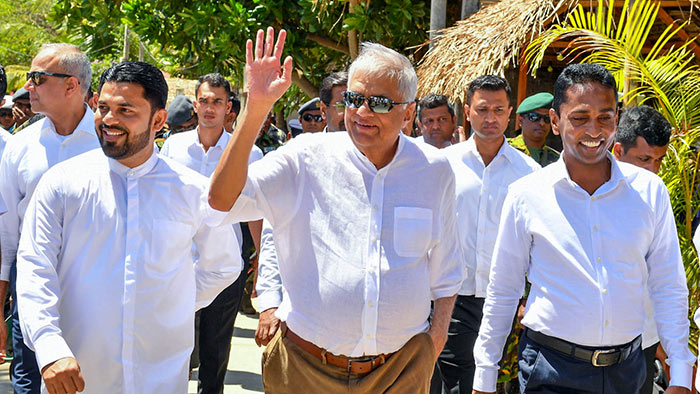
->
[400, 102, 416, 130]
[151, 108, 168, 133]
[612, 142, 624, 160]
[320, 101, 328, 121]
[549, 108, 560, 136]
[464, 104, 471, 123]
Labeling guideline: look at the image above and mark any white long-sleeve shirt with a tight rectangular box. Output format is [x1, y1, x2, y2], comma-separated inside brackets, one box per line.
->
[17, 149, 241, 394]
[443, 137, 540, 297]
[0, 106, 99, 281]
[473, 156, 694, 392]
[256, 219, 283, 311]
[0, 126, 10, 159]
[160, 127, 263, 245]
[216, 132, 464, 357]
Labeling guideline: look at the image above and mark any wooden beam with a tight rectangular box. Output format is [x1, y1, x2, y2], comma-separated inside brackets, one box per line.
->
[655, 6, 700, 59]
[516, 57, 528, 130]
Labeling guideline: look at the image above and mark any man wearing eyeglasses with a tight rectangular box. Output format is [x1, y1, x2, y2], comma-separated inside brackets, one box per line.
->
[509, 92, 560, 167]
[0, 43, 99, 394]
[297, 97, 326, 133]
[433, 76, 541, 394]
[209, 28, 462, 393]
[319, 71, 348, 132]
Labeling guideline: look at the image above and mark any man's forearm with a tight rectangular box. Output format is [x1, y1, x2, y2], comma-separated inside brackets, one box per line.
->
[0, 280, 7, 314]
[428, 294, 457, 360]
[209, 104, 270, 212]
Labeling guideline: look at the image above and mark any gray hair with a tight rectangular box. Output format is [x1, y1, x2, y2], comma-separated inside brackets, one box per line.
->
[37, 43, 92, 94]
[348, 42, 417, 102]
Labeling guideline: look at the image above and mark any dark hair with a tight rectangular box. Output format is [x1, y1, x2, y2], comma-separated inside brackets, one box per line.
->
[195, 73, 232, 99]
[616, 105, 671, 150]
[466, 75, 511, 105]
[229, 93, 241, 115]
[553, 63, 618, 115]
[417, 93, 454, 122]
[319, 71, 348, 104]
[0, 65, 6, 97]
[98, 61, 168, 111]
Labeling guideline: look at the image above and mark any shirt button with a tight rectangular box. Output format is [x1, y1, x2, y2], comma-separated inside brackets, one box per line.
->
[373, 205, 379, 211]
[366, 334, 372, 339]
[597, 257, 601, 262]
[605, 320, 609, 326]
[371, 237, 377, 243]
[602, 289, 607, 294]
[128, 171, 135, 177]
[590, 196, 595, 201]
[593, 226, 598, 232]
[368, 301, 375, 307]
[368, 269, 375, 274]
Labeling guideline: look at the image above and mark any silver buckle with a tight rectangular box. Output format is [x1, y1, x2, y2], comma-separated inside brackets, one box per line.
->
[591, 349, 617, 367]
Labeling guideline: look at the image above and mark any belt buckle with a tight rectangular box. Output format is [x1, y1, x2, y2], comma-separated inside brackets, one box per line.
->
[591, 349, 617, 367]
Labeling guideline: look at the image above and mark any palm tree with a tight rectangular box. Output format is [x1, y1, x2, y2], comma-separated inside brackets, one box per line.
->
[524, 0, 700, 351]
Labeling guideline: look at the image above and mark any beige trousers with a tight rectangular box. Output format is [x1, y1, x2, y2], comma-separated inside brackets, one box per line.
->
[261, 330, 435, 394]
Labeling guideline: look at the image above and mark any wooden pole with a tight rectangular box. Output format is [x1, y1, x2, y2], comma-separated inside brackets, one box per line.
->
[122, 26, 130, 62]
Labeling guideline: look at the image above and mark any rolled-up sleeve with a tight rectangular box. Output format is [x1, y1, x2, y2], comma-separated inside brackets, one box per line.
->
[16, 171, 75, 370]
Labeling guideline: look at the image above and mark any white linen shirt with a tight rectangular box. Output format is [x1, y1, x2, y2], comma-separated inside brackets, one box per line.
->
[0, 106, 99, 281]
[160, 127, 263, 244]
[0, 126, 10, 159]
[473, 156, 695, 392]
[217, 132, 463, 357]
[17, 149, 241, 394]
[256, 219, 284, 311]
[443, 136, 540, 297]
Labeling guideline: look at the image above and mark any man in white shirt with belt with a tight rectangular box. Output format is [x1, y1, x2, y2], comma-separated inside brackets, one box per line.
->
[15, 61, 241, 394]
[472, 63, 693, 394]
[0, 43, 100, 394]
[160, 72, 262, 394]
[209, 28, 463, 393]
[435, 76, 540, 394]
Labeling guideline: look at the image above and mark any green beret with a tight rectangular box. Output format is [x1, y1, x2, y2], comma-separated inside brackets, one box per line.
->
[516, 92, 554, 114]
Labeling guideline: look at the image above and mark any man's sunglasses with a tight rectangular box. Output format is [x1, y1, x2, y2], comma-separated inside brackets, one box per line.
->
[342, 91, 410, 114]
[523, 112, 551, 123]
[26, 71, 75, 86]
[302, 114, 323, 122]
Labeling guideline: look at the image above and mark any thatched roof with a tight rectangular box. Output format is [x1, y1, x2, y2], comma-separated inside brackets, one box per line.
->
[416, 0, 699, 103]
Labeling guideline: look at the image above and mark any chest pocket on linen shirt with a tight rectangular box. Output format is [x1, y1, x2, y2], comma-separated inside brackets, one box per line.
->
[393, 207, 433, 258]
[149, 219, 193, 275]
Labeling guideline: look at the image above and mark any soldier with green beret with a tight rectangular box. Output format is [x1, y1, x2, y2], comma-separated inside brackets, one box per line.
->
[508, 92, 560, 166]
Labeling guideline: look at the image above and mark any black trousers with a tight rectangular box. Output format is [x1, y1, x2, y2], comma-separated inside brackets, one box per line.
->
[639, 342, 659, 394]
[430, 295, 485, 394]
[195, 268, 247, 394]
[518, 331, 645, 393]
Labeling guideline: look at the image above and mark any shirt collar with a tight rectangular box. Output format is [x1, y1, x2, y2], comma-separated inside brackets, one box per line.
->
[350, 131, 406, 174]
[194, 127, 230, 151]
[108, 148, 160, 179]
[551, 152, 626, 195]
[464, 134, 513, 164]
[40, 104, 96, 139]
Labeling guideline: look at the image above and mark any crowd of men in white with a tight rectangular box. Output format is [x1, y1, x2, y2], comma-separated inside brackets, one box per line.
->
[0, 26, 697, 394]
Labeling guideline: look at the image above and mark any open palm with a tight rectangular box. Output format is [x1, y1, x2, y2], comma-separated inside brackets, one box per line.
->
[245, 27, 293, 108]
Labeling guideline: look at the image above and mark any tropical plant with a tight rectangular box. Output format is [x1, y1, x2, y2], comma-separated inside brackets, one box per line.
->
[524, 0, 700, 352]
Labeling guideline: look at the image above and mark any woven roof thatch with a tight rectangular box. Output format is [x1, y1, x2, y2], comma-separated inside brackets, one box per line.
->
[416, 0, 699, 103]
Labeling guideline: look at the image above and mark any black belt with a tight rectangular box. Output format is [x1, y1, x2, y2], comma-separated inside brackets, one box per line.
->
[525, 328, 641, 367]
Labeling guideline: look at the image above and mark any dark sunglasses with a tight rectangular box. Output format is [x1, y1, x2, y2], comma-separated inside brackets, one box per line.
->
[26, 71, 75, 86]
[342, 91, 410, 114]
[302, 114, 323, 122]
[523, 112, 551, 123]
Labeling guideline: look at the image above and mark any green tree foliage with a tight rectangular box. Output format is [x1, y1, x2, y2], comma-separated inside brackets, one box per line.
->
[50, 0, 428, 114]
[0, 0, 63, 67]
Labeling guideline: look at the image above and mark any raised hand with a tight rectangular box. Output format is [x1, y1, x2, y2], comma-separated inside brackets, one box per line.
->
[245, 27, 293, 109]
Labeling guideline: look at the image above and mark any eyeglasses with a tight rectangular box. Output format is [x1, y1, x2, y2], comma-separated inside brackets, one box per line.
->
[342, 91, 410, 114]
[26, 71, 75, 86]
[302, 114, 323, 122]
[523, 112, 551, 123]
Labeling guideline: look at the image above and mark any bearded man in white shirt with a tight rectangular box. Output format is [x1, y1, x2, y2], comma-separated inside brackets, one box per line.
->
[160, 72, 262, 394]
[209, 28, 463, 394]
[0, 43, 100, 394]
[433, 76, 540, 394]
[472, 63, 693, 394]
[15, 61, 241, 394]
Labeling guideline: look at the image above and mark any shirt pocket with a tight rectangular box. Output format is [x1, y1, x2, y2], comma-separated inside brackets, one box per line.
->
[149, 219, 193, 276]
[393, 207, 433, 258]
